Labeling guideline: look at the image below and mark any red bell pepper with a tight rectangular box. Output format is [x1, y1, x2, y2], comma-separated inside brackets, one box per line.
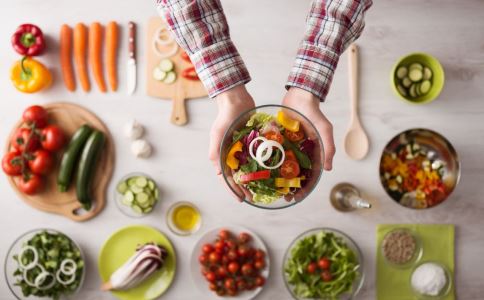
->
[181, 51, 192, 63]
[240, 170, 271, 183]
[11, 24, 45, 56]
[182, 67, 199, 81]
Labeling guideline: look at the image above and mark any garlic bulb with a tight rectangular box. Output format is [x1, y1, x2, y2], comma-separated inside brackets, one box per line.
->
[131, 139, 152, 158]
[124, 120, 144, 140]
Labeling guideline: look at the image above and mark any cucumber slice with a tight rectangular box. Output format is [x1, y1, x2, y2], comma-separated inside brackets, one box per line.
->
[396, 66, 408, 79]
[409, 84, 418, 98]
[409, 69, 423, 82]
[121, 198, 133, 206]
[415, 83, 422, 96]
[135, 177, 148, 188]
[123, 191, 134, 204]
[136, 192, 150, 204]
[154, 188, 159, 200]
[159, 59, 174, 72]
[132, 205, 143, 214]
[117, 181, 128, 194]
[148, 180, 155, 191]
[130, 185, 144, 194]
[143, 207, 153, 213]
[423, 67, 433, 80]
[409, 63, 423, 71]
[397, 84, 407, 97]
[420, 80, 432, 94]
[138, 200, 151, 209]
[402, 77, 412, 88]
[153, 67, 166, 81]
[127, 178, 137, 186]
[163, 71, 177, 84]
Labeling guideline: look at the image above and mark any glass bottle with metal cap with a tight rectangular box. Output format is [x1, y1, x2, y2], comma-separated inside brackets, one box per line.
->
[330, 182, 371, 212]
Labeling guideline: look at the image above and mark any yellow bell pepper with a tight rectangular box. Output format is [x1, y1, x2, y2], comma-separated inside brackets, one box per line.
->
[277, 187, 290, 195]
[10, 57, 52, 93]
[275, 177, 302, 188]
[226, 141, 243, 170]
[277, 111, 300, 132]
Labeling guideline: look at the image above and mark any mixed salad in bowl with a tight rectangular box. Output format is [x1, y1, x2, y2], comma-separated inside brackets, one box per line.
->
[221, 105, 323, 209]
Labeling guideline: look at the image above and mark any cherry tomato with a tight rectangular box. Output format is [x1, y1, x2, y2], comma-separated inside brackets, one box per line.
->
[202, 243, 214, 254]
[216, 288, 227, 296]
[209, 252, 221, 264]
[205, 271, 217, 282]
[285, 128, 305, 142]
[215, 240, 225, 254]
[280, 159, 300, 179]
[228, 262, 240, 274]
[284, 150, 297, 161]
[40, 125, 65, 152]
[209, 282, 217, 291]
[23, 105, 48, 128]
[238, 232, 251, 244]
[28, 150, 54, 175]
[237, 245, 249, 258]
[227, 288, 237, 296]
[201, 265, 210, 275]
[264, 130, 284, 144]
[241, 263, 254, 276]
[255, 249, 265, 260]
[227, 249, 238, 261]
[199, 254, 208, 265]
[307, 262, 317, 274]
[221, 255, 229, 265]
[224, 278, 235, 290]
[246, 280, 255, 290]
[2, 151, 23, 176]
[17, 174, 43, 195]
[321, 270, 333, 282]
[254, 258, 266, 270]
[226, 239, 236, 249]
[318, 258, 331, 270]
[236, 278, 246, 291]
[218, 229, 231, 240]
[11, 128, 40, 152]
[217, 266, 228, 278]
[255, 276, 265, 287]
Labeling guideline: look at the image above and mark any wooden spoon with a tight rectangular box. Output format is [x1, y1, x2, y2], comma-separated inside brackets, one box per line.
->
[344, 44, 369, 160]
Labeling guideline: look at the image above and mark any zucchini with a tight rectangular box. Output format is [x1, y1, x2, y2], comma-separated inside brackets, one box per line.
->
[116, 175, 159, 215]
[397, 84, 407, 97]
[423, 67, 433, 80]
[409, 68, 423, 82]
[409, 84, 418, 98]
[57, 125, 93, 192]
[163, 71, 177, 84]
[76, 130, 105, 210]
[420, 80, 432, 94]
[402, 77, 412, 88]
[159, 59, 174, 72]
[152, 67, 166, 81]
[396, 66, 408, 79]
[409, 63, 423, 71]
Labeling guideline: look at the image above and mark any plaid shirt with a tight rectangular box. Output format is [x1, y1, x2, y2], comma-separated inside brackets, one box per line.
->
[157, 0, 372, 100]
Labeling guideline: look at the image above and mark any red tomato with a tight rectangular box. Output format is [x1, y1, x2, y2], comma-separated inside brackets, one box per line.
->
[284, 150, 297, 161]
[28, 150, 54, 175]
[318, 258, 331, 270]
[22, 105, 48, 128]
[11, 128, 40, 152]
[280, 159, 300, 179]
[264, 130, 284, 144]
[202, 243, 214, 254]
[199, 254, 208, 265]
[221, 255, 230, 265]
[218, 229, 231, 240]
[238, 232, 251, 244]
[246, 280, 255, 290]
[40, 125, 65, 152]
[217, 266, 228, 278]
[209, 282, 217, 291]
[255, 249, 265, 260]
[17, 174, 43, 195]
[226, 240, 236, 249]
[255, 276, 265, 287]
[201, 265, 210, 275]
[209, 252, 221, 264]
[241, 263, 254, 276]
[227, 249, 238, 261]
[215, 240, 225, 253]
[216, 289, 226, 296]
[307, 262, 317, 274]
[236, 278, 246, 291]
[321, 270, 332, 282]
[254, 259, 266, 270]
[228, 262, 240, 274]
[227, 288, 237, 296]
[2, 151, 23, 176]
[237, 245, 249, 258]
[205, 271, 216, 282]
[224, 278, 235, 290]
[285, 129, 305, 142]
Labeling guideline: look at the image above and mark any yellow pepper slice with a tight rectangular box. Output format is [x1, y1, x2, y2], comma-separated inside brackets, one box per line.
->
[226, 141, 243, 170]
[10, 57, 52, 93]
[275, 177, 302, 188]
[277, 187, 291, 195]
[277, 111, 300, 132]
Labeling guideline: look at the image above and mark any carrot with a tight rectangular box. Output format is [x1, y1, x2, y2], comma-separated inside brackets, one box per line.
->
[60, 25, 76, 91]
[73, 23, 90, 92]
[89, 22, 107, 92]
[106, 21, 119, 91]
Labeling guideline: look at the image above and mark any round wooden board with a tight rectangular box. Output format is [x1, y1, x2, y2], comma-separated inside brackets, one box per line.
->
[5, 102, 115, 222]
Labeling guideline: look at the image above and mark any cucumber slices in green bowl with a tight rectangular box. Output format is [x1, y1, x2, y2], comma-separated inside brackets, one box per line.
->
[115, 173, 160, 217]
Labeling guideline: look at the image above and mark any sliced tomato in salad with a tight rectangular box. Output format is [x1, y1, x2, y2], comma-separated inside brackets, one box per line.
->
[240, 170, 271, 183]
[285, 129, 305, 142]
[264, 131, 284, 144]
[280, 159, 300, 179]
[285, 150, 297, 162]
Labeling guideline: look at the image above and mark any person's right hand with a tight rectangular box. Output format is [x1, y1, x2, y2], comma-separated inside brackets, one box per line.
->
[209, 85, 255, 175]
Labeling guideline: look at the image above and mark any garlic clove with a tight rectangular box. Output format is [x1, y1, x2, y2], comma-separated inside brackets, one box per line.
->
[131, 139, 152, 158]
[124, 120, 145, 140]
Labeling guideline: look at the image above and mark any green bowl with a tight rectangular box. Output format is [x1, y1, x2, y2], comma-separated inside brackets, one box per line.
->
[391, 53, 445, 104]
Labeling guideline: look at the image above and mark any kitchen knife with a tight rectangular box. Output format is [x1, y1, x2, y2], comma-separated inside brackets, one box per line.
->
[127, 21, 137, 95]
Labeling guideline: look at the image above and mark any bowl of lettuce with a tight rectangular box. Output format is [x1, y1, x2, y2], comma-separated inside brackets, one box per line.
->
[219, 105, 324, 209]
[283, 228, 364, 299]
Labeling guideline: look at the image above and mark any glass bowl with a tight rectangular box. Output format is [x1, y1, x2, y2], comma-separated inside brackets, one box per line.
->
[4, 228, 86, 300]
[410, 261, 453, 299]
[381, 228, 423, 269]
[166, 201, 202, 236]
[220, 105, 324, 209]
[283, 228, 364, 300]
[114, 172, 160, 218]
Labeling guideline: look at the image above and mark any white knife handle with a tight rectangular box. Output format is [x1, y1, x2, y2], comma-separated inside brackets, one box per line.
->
[128, 22, 136, 60]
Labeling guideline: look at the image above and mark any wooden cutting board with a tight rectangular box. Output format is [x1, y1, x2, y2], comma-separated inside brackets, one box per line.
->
[5, 102, 115, 222]
[146, 17, 208, 126]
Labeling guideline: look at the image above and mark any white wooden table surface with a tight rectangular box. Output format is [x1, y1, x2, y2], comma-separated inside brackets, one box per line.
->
[1, 0, 483, 299]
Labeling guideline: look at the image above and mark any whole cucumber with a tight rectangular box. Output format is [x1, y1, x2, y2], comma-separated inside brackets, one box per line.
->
[76, 130, 105, 210]
[57, 125, 93, 192]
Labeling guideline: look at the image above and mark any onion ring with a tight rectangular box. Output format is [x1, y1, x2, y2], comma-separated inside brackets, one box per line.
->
[154, 27, 174, 45]
[249, 137, 268, 160]
[60, 259, 77, 275]
[35, 271, 56, 290]
[23, 265, 45, 287]
[56, 269, 76, 286]
[152, 38, 178, 59]
[256, 141, 285, 169]
[18, 246, 39, 270]
[249, 137, 285, 169]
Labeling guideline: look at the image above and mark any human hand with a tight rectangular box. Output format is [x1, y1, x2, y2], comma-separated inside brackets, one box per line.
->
[282, 87, 336, 171]
[209, 85, 255, 175]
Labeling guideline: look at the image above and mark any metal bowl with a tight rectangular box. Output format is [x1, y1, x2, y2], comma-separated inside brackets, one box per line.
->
[379, 128, 460, 209]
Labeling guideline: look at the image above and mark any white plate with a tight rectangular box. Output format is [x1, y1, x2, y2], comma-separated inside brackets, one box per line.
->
[190, 225, 270, 300]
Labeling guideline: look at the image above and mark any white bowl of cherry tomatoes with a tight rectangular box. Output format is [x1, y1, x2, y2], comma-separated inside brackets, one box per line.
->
[190, 226, 269, 299]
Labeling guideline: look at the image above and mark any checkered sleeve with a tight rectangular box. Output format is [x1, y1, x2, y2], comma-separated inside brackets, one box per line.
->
[286, 0, 373, 101]
[157, 0, 251, 98]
